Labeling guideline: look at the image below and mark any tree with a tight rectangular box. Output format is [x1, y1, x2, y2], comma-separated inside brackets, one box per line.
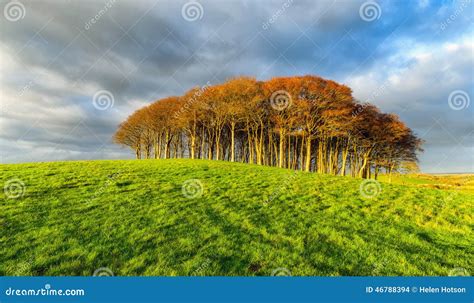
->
[113, 75, 422, 179]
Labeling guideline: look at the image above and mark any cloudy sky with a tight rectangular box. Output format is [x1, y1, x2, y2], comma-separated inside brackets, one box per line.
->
[0, 0, 472, 172]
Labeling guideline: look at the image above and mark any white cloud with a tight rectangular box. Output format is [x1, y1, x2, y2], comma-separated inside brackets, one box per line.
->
[0, 1, 472, 172]
[347, 33, 473, 172]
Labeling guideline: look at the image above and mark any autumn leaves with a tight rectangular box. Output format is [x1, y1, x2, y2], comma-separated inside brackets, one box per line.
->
[114, 75, 422, 179]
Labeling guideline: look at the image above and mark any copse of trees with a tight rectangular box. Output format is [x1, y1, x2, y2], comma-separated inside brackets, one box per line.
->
[114, 75, 422, 179]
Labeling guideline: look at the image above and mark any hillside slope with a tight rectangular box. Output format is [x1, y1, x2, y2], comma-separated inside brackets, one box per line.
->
[1, 159, 472, 276]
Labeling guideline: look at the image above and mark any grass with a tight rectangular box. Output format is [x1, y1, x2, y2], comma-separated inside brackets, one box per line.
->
[378, 173, 474, 193]
[1, 159, 472, 276]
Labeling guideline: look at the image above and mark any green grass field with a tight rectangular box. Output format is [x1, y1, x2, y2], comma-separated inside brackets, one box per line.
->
[1, 159, 472, 276]
[378, 173, 474, 193]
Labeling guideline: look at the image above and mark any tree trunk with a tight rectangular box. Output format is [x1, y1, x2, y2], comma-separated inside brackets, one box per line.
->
[164, 131, 170, 159]
[268, 131, 273, 166]
[388, 163, 395, 183]
[190, 135, 196, 159]
[201, 128, 206, 159]
[135, 145, 141, 159]
[340, 144, 349, 176]
[145, 144, 150, 159]
[157, 134, 162, 159]
[305, 136, 311, 172]
[300, 135, 305, 171]
[358, 154, 369, 178]
[230, 122, 235, 162]
[247, 129, 254, 164]
[279, 128, 285, 168]
[208, 142, 213, 160]
[215, 128, 221, 161]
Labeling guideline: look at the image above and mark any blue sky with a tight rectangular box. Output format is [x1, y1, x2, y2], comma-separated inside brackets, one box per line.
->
[0, 0, 473, 172]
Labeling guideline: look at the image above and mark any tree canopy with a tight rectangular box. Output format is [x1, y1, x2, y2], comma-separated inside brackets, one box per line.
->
[114, 75, 423, 179]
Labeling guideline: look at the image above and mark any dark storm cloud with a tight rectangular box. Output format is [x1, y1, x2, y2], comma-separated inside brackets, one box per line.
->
[0, 0, 472, 172]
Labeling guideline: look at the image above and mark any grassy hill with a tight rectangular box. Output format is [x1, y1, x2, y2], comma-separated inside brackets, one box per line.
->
[1, 159, 472, 276]
[378, 173, 474, 192]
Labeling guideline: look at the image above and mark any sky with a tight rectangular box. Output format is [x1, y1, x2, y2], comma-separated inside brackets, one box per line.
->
[0, 0, 473, 173]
